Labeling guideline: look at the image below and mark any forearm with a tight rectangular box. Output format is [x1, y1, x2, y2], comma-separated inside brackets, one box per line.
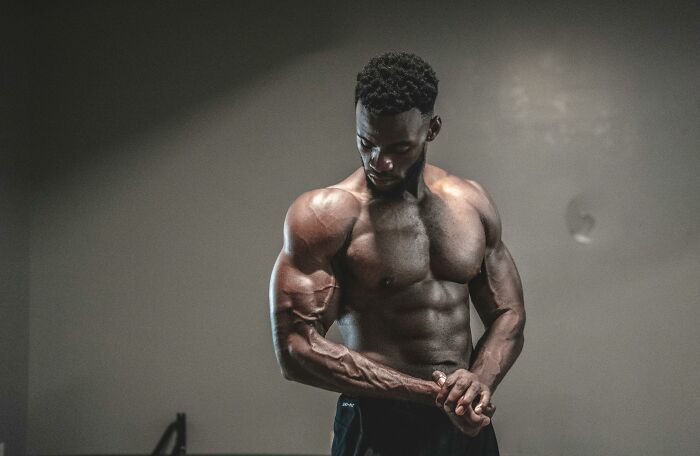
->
[283, 328, 439, 406]
[469, 309, 525, 393]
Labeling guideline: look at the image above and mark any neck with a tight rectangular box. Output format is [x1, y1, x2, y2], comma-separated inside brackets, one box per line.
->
[403, 150, 427, 201]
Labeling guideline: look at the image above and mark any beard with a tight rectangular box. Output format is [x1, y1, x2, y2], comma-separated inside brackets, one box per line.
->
[364, 148, 427, 198]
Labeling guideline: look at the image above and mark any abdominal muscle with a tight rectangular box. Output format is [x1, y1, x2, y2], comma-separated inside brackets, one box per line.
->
[337, 278, 474, 380]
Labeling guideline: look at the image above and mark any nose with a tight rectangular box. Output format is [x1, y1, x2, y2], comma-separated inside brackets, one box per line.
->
[370, 148, 393, 173]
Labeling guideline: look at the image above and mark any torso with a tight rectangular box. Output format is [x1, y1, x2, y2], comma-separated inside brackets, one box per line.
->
[330, 165, 487, 379]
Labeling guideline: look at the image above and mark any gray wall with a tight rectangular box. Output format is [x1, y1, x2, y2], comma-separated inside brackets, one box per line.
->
[15, 1, 700, 455]
[0, 166, 29, 456]
[0, 144, 30, 456]
[1, 3, 31, 456]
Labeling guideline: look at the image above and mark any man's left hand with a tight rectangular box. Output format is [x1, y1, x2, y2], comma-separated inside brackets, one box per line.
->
[432, 369, 493, 417]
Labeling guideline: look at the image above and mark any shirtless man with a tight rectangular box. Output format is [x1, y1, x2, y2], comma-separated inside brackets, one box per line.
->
[270, 52, 525, 455]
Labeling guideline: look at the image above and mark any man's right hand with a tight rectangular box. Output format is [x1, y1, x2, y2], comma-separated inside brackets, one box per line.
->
[444, 401, 496, 437]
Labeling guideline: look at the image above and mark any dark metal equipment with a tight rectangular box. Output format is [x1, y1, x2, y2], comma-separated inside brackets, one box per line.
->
[151, 412, 186, 455]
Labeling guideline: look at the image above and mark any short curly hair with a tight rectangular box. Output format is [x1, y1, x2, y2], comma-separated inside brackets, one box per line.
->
[354, 51, 439, 117]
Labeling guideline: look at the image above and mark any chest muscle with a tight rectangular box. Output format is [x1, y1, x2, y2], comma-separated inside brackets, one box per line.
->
[343, 196, 485, 290]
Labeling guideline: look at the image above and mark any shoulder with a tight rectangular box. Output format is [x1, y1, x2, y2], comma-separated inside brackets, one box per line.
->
[427, 167, 496, 216]
[429, 168, 502, 252]
[283, 187, 361, 257]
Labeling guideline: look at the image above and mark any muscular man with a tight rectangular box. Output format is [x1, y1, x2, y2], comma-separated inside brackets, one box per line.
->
[270, 52, 525, 455]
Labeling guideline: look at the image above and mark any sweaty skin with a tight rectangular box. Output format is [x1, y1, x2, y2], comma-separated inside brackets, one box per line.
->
[270, 103, 525, 435]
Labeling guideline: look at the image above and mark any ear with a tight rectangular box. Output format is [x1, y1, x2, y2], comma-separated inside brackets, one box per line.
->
[426, 115, 442, 142]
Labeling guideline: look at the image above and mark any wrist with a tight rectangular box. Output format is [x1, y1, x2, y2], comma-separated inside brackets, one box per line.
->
[469, 368, 497, 393]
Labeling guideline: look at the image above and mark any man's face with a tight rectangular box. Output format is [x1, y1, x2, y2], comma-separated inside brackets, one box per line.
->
[355, 101, 438, 192]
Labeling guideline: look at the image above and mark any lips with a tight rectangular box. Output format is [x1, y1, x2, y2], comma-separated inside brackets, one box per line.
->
[369, 172, 397, 182]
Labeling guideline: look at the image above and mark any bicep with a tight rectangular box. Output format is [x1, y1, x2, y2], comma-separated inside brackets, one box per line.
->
[269, 188, 356, 359]
[270, 250, 340, 341]
[469, 240, 524, 328]
[269, 249, 343, 381]
[466, 181, 524, 327]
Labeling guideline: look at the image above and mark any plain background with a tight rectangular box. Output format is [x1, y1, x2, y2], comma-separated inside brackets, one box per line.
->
[2, 1, 699, 455]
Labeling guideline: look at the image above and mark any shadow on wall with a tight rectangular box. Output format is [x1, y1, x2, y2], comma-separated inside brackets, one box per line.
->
[28, 1, 352, 185]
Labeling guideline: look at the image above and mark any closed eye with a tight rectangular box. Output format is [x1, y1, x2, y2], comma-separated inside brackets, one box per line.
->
[359, 139, 373, 149]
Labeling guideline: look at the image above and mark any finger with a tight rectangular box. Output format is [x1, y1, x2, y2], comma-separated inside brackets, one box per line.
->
[480, 415, 491, 427]
[462, 404, 490, 427]
[457, 383, 481, 412]
[443, 370, 460, 388]
[445, 408, 481, 437]
[436, 387, 450, 407]
[444, 379, 472, 412]
[455, 386, 476, 416]
[436, 370, 468, 406]
[462, 402, 485, 424]
[436, 371, 461, 406]
[482, 403, 496, 418]
[433, 371, 448, 406]
[445, 406, 480, 426]
[432, 370, 447, 386]
[474, 389, 491, 415]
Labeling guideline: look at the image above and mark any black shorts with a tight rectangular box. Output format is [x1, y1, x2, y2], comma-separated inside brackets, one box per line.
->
[331, 394, 499, 456]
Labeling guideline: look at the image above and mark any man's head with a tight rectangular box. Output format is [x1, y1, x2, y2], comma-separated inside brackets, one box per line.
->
[354, 52, 441, 194]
